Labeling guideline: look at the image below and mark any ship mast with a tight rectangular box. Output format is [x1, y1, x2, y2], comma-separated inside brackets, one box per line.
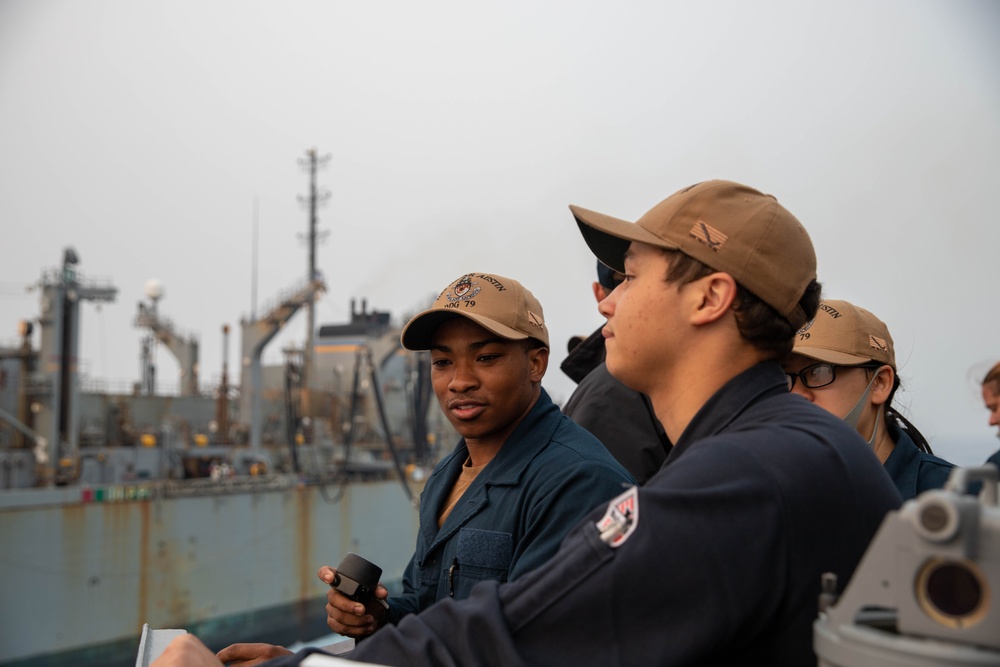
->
[297, 147, 330, 391]
[35, 248, 117, 484]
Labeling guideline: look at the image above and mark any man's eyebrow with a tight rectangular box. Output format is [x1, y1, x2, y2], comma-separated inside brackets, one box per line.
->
[429, 337, 508, 353]
[469, 337, 508, 350]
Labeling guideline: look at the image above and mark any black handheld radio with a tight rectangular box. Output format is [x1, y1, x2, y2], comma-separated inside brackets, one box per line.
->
[330, 553, 390, 609]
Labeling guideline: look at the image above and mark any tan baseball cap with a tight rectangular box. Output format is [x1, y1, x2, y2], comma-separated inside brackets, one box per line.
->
[401, 272, 548, 350]
[793, 299, 895, 369]
[570, 180, 817, 330]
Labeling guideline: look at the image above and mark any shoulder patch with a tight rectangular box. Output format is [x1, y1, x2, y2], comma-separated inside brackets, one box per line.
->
[595, 486, 639, 548]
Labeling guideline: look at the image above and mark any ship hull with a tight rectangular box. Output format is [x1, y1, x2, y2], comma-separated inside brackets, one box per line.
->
[0, 477, 418, 667]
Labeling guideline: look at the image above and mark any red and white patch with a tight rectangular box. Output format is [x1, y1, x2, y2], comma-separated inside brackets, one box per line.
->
[595, 486, 639, 548]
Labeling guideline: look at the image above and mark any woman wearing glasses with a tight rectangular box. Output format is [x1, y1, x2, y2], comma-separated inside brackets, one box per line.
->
[783, 299, 954, 500]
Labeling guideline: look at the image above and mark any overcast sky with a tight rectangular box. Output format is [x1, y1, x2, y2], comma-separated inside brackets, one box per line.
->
[1, 0, 998, 463]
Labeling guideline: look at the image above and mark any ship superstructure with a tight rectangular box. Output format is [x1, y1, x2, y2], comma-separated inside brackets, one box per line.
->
[0, 154, 449, 667]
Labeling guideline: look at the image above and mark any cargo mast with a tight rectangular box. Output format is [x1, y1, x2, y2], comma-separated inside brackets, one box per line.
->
[297, 147, 331, 391]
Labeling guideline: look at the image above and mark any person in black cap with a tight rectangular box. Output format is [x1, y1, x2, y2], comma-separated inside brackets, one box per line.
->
[561, 260, 670, 483]
[154, 182, 901, 667]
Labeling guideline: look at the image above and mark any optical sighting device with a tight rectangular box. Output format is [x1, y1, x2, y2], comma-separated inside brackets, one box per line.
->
[814, 465, 1000, 666]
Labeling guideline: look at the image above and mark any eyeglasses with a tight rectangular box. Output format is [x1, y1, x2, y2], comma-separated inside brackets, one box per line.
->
[784, 362, 882, 392]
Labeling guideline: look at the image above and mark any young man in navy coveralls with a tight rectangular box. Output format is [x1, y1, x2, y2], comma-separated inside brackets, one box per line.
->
[153, 182, 902, 666]
[323, 272, 634, 634]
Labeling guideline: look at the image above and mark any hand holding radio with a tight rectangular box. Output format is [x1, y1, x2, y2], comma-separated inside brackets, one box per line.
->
[318, 553, 389, 638]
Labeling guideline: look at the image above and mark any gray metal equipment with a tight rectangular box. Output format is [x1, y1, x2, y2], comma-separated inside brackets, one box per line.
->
[815, 465, 1000, 666]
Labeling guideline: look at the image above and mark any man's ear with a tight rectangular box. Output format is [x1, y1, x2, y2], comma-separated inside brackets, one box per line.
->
[528, 346, 549, 382]
[689, 272, 738, 325]
[870, 365, 894, 407]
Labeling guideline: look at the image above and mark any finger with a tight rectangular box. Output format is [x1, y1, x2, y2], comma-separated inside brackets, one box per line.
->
[326, 586, 366, 616]
[215, 643, 247, 663]
[326, 602, 374, 636]
[317, 565, 336, 584]
[326, 600, 373, 627]
[216, 642, 277, 664]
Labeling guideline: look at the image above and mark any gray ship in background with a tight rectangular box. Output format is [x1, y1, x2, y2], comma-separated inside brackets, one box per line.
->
[0, 237, 452, 665]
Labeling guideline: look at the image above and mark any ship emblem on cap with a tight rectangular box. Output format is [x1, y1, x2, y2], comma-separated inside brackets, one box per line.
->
[446, 275, 480, 302]
[527, 311, 544, 329]
[869, 335, 888, 353]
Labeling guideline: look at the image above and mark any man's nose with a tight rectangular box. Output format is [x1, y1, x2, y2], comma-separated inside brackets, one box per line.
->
[598, 288, 617, 318]
[448, 362, 478, 392]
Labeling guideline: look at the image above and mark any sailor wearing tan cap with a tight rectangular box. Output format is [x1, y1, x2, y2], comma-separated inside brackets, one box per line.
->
[313, 272, 634, 636]
[784, 299, 954, 499]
